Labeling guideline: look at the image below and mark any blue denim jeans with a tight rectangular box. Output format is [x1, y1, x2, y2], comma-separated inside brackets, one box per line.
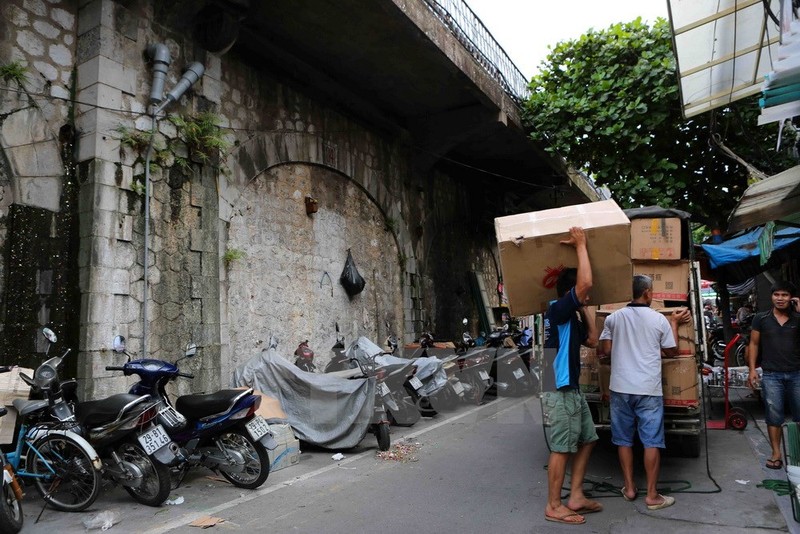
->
[610, 392, 665, 448]
[761, 370, 800, 426]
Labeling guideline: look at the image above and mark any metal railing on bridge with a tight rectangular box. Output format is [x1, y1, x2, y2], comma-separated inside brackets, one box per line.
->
[423, 0, 531, 104]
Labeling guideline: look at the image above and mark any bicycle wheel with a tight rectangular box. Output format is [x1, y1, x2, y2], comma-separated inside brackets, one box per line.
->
[28, 433, 101, 512]
[0, 462, 23, 534]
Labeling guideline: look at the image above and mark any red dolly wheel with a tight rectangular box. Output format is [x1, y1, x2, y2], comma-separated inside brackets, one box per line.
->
[728, 408, 748, 430]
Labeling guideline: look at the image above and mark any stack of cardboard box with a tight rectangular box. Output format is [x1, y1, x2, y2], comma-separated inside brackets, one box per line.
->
[596, 217, 699, 407]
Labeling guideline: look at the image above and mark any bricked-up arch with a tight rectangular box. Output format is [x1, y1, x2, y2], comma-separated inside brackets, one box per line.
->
[222, 163, 405, 373]
[220, 132, 418, 360]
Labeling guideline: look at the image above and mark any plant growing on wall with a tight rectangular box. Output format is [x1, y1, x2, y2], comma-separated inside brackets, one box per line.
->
[169, 112, 231, 166]
[116, 125, 156, 153]
[0, 61, 28, 85]
[223, 247, 245, 268]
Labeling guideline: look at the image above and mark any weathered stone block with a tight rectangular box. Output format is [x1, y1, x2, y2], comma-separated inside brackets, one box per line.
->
[114, 294, 139, 324]
[15, 177, 62, 212]
[116, 214, 133, 242]
[94, 183, 118, 211]
[77, 132, 120, 163]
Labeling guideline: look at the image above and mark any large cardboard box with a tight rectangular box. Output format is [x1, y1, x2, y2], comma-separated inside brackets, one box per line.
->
[495, 200, 632, 315]
[661, 358, 699, 406]
[579, 346, 599, 393]
[656, 308, 696, 356]
[631, 218, 682, 260]
[633, 261, 690, 301]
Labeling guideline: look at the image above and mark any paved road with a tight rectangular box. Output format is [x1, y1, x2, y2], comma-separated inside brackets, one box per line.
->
[13, 391, 794, 533]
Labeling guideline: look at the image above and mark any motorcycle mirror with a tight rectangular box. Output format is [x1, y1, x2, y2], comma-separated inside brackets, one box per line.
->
[112, 335, 126, 353]
[42, 327, 57, 344]
[185, 343, 197, 357]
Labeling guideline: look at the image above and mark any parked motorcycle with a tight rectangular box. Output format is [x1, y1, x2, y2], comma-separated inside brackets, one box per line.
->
[21, 330, 177, 507]
[342, 337, 421, 428]
[324, 323, 350, 373]
[108, 336, 277, 489]
[484, 326, 535, 397]
[453, 319, 494, 404]
[707, 315, 751, 367]
[294, 340, 317, 373]
[0, 366, 23, 534]
[384, 328, 465, 416]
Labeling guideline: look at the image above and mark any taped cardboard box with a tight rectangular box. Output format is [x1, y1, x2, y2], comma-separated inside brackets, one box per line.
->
[633, 260, 690, 301]
[598, 308, 695, 357]
[631, 218, 682, 260]
[266, 423, 300, 472]
[579, 346, 599, 393]
[655, 308, 696, 356]
[494, 200, 632, 316]
[661, 358, 699, 406]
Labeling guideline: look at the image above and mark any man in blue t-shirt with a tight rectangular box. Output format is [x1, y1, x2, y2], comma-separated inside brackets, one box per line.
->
[542, 227, 600, 525]
[747, 280, 800, 470]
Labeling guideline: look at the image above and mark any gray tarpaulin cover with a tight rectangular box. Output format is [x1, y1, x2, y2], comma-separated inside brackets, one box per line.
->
[346, 336, 447, 396]
[231, 339, 375, 449]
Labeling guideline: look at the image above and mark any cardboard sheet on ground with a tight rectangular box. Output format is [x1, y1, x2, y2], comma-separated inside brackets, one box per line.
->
[231, 338, 375, 449]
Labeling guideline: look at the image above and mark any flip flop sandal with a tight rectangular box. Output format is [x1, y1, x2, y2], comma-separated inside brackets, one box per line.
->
[621, 486, 637, 501]
[545, 512, 586, 525]
[766, 458, 784, 470]
[646, 494, 675, 511]
[569, 502, 603, 514]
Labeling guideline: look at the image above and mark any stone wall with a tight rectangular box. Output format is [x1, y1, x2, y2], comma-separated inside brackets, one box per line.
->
[0, 0, 512, 397]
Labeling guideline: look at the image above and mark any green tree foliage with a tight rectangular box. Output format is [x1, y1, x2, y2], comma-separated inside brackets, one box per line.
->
[524, 18, 797, 227]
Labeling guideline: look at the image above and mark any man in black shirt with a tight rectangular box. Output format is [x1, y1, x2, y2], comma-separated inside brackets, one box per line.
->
[747, 280, 800, 469]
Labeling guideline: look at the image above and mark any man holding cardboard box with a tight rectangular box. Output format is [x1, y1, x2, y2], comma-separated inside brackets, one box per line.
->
[598, 275, 690, 511]
[542, 227, 602, 525]
[747, 280, 800, 470]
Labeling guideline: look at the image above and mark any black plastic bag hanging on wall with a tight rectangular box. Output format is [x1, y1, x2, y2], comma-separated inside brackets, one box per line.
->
[340, 249, 366, 297]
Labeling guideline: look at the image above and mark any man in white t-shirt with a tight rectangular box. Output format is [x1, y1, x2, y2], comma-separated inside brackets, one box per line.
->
[599, 275, 690, 511]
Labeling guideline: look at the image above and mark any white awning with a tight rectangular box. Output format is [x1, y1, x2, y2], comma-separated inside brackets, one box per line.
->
[668, 0, 781, 118]
[728, 164, 800, 232]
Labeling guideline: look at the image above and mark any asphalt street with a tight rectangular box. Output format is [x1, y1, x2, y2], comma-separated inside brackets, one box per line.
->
[10, 390, 798, 533]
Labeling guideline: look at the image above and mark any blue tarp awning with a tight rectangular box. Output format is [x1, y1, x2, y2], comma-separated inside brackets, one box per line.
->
[701, 226, 800, 269]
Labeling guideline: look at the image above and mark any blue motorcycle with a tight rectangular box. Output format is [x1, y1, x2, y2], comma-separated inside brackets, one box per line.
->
[106, 336, 277, 489]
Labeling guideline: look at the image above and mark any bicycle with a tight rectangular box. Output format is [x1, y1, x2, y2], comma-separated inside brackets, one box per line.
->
[6, 328, 103, 512]
[0, 366, 23, 534]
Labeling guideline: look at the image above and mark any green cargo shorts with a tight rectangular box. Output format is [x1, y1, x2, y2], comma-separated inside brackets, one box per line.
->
[542, 389, 598, 453]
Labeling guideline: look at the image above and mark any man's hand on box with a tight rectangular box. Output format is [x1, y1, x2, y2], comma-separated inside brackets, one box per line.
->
[559, 227, 586, 249]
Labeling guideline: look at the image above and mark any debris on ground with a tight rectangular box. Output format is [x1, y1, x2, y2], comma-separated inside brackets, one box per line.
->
[83, 510, 121, 531]
[164, 496, 185, 505]
[376, 441, 421, 462]
[331, 453, 345, 461]
[188, 516, 225, 529]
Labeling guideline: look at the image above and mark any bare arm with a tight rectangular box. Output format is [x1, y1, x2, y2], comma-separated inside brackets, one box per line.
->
[581, 306, 598, 348]
[662, 308, 690, 358]
[599, 339, 612, 358]
[747, 329, 761, 389]
[560, 227, 592, 304]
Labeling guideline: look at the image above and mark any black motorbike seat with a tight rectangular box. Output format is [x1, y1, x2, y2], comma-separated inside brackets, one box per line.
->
[12, 398, 49, 417]
[175, 389, 252, 420]
[76, 393, 150, 427]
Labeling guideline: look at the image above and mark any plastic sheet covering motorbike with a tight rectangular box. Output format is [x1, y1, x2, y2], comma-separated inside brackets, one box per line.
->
[346, 337, 447, 397]
[231, 339, 376, 449]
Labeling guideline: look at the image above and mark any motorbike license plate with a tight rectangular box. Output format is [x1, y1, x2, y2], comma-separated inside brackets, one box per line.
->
[408, 376, 423, 390]
[452, 380, 465, 396]
[245, 415, 271, 441]
[513, 368, 525, 380]
[377, 382, 391, 397]
[479, 370, 490, 381]
[137, 425, 171, 456]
